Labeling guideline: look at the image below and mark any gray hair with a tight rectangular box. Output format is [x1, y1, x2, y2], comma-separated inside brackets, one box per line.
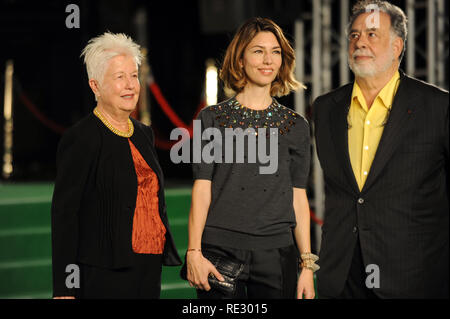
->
[347, 0, 408, 61]
[80, 32, 143, 84]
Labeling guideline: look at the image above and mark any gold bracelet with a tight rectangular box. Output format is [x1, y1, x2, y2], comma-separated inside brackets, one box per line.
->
[301, 264, 320, 272]
[186, 248, 202, 253]
[299, 252, 320, 273]
[300, 260, 320, 273]
[300, 252, 319, 262]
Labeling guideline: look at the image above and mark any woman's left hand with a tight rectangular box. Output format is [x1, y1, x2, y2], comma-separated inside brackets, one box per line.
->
[297, 268, 315, 299]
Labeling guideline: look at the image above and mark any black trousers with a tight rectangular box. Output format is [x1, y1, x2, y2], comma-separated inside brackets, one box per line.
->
[339, 238, 379, 299]
[78, 253, 163, 299]
[197, 244, 299, 299]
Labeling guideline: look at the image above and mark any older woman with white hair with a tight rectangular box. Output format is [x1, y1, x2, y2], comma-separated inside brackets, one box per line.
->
[51, 32, 181, 299]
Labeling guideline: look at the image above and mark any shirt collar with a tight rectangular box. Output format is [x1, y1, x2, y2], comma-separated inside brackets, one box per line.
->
[351, 71, 400, 111]
[377, 71, 400, 110]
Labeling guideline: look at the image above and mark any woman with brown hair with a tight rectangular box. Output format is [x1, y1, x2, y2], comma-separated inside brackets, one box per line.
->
[184, 17, 318, 299]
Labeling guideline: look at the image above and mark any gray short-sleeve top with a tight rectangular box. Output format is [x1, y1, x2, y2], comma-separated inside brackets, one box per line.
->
[192, 97, 311, 250]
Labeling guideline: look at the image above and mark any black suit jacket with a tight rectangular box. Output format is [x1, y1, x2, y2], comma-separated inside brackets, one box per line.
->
[51, 113, 182, 297]
[313, 71, 449, 298]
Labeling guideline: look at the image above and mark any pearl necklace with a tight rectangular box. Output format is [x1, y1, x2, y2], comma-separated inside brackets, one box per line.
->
[93, 107, 134, 138]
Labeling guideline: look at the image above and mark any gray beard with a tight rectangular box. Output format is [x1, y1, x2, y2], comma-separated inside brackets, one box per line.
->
[348, 51, 395, 78]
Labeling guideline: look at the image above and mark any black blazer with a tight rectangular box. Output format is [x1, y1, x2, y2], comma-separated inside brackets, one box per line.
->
[51, 113, 182, 297]
[313, 71, 449, 298]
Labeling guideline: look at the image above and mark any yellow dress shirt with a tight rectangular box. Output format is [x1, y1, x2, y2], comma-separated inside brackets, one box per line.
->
[348, 71, 400, 191]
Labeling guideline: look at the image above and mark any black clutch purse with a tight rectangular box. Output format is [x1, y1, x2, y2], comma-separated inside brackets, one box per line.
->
[180, 251, 244, 296]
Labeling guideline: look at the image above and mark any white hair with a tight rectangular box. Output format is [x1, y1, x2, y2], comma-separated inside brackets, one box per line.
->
[347, 0, 408, 62]
[80, 32, 143, 84]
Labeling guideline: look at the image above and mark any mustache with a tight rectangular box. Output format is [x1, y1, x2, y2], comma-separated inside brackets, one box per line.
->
[352, 50, 375, 59]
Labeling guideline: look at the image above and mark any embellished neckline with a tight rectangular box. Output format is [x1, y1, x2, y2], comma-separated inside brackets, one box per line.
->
[213, 97, 300, 136]
[232, 97, 276, 113]
[228, 97, 278, 123]
[94, 107, 134, 138]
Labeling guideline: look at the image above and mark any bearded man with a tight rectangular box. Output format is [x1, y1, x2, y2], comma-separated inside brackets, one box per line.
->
[313, 0, 449, 298]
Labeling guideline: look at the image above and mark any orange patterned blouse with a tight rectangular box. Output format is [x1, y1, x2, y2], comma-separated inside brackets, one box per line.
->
[128, 139, 166, 254]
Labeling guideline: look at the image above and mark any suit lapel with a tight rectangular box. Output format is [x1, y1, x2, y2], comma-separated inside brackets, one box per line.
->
[330, 85, 360, 194]
[361, 72, 419, 193]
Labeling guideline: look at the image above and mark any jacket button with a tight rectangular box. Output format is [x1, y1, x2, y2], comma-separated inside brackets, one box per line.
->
[352, 226, 358, 233]
[357, 198, 364, 204]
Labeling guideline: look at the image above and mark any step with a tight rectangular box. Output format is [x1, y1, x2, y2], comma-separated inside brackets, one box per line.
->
[0, 227, 51, 261]
[0, 203, 51, 231]
[167, 218, 188, 250]
[161, 283, 196, 299]
[161, 264, 195, 299]
[0, 259, 52, 296]
[165, 189, 191, 219]
[0, 290, 52, 299]
[0, 183, 54, 201]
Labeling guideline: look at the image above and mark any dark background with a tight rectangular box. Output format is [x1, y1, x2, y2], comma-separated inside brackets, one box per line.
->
[0, 0, 447, 184]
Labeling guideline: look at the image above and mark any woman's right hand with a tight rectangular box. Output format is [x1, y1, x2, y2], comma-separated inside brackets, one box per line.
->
[186, 251, 224, 291]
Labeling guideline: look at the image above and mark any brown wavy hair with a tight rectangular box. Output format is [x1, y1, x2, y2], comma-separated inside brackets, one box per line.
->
[220, 17, 304, 97]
